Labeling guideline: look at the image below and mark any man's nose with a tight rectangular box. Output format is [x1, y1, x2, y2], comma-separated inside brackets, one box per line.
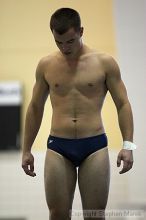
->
[62, 44, 69, 52]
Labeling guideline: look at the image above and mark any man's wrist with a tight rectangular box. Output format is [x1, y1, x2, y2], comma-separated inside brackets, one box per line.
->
[22, 147, 32, 154]
[123, 141, 137, 150]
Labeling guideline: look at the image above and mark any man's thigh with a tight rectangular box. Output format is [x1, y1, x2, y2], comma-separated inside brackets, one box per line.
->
[78, 147, 110, 211]
[44, 149, 77, 211]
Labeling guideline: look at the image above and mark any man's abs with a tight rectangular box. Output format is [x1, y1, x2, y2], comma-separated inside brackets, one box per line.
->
[50, 112, 105, 139]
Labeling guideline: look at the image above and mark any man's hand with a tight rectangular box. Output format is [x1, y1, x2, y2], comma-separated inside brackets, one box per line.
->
[117, 149, 133, 174]
[22, 152, 36, 177]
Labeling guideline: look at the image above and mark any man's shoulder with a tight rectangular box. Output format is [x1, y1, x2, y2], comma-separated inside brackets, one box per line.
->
[84, 49, 115, 63]
[99, 53, 120, 78]
[38, 52, 58, 67]
[36, 52, 59, 76]
[86, 50, 120, 77]
[94, 51, 115, 62]
[95, 52, 119, 71]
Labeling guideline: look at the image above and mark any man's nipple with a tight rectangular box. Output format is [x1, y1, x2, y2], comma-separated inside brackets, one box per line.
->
[55, 83, 59, 87]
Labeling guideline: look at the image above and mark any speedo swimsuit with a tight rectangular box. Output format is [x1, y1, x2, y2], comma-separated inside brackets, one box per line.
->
[47, 133, 108, 167]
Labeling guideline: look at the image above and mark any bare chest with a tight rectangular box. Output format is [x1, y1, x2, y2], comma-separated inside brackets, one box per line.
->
[46, 60, 107, 97]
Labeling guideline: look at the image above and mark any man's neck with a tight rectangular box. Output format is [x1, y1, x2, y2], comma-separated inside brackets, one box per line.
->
[65, 44, 86, 63]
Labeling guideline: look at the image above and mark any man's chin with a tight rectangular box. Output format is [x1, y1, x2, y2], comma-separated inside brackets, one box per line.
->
[64, 52, 72, 56]
[63, 52, 76, 60]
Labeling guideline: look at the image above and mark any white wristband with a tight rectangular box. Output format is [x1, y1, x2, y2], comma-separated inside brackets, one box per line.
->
[123, 141, 137, 150]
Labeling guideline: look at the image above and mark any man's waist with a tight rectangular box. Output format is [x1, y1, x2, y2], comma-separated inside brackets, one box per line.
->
[50, 116, 104, 139]
[52, 112, 101, 121]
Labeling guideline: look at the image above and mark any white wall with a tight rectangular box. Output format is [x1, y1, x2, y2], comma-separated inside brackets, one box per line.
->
[113, 0, 146, 204]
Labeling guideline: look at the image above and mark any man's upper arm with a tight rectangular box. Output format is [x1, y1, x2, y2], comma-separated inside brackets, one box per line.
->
[31, 59, 49, 107]
[104, 56, 129, 109]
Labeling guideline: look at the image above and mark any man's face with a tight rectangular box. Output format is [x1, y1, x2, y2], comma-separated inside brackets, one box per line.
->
[52, 27, 83, 59]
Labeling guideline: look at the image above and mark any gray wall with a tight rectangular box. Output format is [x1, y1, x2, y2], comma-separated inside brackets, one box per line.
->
[113, 0, 146, 203]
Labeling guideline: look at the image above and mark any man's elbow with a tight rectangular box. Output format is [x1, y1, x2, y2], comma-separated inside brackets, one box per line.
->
[28, 101, 44, 115]
[116, 100, 131, 113]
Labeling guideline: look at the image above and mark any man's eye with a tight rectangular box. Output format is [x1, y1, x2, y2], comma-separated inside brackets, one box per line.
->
[68, 40, 74, 43]
[56, 41, 62, 45]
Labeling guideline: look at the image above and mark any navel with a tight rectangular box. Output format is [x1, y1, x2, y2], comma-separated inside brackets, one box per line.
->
[72, 119, 77, 123]
[88, 83, 94, 87]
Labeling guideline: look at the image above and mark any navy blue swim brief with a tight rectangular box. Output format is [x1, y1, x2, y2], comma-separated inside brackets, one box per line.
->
[47, 133, 108, 167]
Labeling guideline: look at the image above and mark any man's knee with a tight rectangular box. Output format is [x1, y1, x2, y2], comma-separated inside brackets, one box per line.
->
[83, 208, 106, 220]
[49, 207, 71, 220]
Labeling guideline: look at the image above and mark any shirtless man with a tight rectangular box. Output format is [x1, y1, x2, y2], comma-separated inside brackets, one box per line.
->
[22, 8, 136, 220]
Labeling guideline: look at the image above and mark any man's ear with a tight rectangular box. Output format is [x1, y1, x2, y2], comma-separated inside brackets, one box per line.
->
[80, 27, 84, 37]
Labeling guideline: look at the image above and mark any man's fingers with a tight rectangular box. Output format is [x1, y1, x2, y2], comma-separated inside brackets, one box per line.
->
[22, 153, 36, 177]
[22, 164, 36, 177]
[119, 160, 133, 174]
[24, 167, 36, 177]
[119, 162, 128, 174]
[117, 149, 134, 174]
[29, 164, 36, 176]
[117, 155, 121, 167]
[30, 163, 34, 172]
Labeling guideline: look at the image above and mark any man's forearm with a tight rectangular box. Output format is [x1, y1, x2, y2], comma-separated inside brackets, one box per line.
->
[117, 102, 134, 142]
[22, 103, 44, 153]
